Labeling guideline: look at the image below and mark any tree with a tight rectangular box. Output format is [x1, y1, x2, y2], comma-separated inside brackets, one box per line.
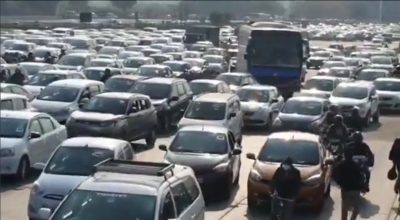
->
[111, 1, 137, 13]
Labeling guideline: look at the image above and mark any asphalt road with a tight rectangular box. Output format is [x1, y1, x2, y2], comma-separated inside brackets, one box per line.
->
[1, 40, 400, 220]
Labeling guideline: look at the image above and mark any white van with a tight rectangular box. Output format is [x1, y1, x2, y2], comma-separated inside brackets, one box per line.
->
[178, 93, 244, 144]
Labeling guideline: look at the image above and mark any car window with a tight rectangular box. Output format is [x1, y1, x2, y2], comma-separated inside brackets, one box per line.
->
[13, 98, 27, 110]
[170, 85, 178, 97]
[2, 87, 12, 93]
[38, 117, 55, 134]
[234, 100, 240, 112]
[75, 74, 85, 79]
[177, 83, 185, 96]
[182, 82, 192, 93]
[171, 182, 193, 216]
[123, 144, 134, 160]
[30, 119, 43, 134]
[11, 86, 27, 96]
[1, 99, 14, 110]
[140, 99, 149, 110]
[182, 177, 200, 202]
[370, 88, 376, 96]
[159, 192, 176, 220]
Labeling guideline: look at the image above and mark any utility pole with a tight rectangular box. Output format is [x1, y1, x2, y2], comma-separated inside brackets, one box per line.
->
[379, 0, 383, 22]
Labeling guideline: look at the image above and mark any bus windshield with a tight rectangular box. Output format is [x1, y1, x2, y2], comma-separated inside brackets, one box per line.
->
[250, 30, 302, 67]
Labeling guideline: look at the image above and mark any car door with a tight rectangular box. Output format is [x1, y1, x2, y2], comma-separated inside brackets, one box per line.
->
[27, 118, 46, 165]
[170, 84, 186, 123]
[37, 117, 60, 161]
[172, 178, 204, 220]
[370, 87, 379, 114]
[0, 99, 14, 110]
[126, 99, 143, 139]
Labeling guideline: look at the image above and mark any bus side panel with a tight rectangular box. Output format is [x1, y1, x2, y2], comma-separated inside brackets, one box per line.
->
[236, 25, 251, 73]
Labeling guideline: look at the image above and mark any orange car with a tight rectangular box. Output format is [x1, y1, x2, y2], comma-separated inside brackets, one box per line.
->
[246, 131, 332, 211]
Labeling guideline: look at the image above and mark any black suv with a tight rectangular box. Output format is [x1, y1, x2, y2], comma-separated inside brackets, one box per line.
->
[129, 77, 193, 131]
[66, 92, 158, 147]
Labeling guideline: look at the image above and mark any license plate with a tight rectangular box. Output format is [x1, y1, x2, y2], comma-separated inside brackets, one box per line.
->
[197, 178, 203, 183]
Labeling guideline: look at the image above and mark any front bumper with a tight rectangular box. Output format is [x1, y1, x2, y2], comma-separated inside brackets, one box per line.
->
[66, 123, 124, 139]
[195, 171, 230, 195]
[0, 156, 20, 175]
[379, 99, 400, 111]
[271, 122, 319, 134]
[243, 111, 270, 126]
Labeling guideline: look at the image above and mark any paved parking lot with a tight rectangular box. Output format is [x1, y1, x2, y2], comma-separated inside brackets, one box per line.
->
[1, 40, 400, 220]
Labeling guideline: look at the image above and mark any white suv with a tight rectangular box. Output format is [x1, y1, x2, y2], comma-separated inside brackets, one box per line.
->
[38, 160, 206, 220]
[329, 81, 379, 127]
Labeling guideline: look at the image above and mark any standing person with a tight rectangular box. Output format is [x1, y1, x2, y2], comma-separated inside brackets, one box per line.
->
[7, 67, 25, 85]
[270, 157, 301, 220]
[100, 68, 112, 83]
[389, 138, 400, 194]
[348, 107, 363, 132]
[332, 147, 363, 220]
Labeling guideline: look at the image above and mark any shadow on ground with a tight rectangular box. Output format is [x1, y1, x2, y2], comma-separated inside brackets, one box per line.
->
[0, 169, 40, 193]
[205, 185, 241, 211]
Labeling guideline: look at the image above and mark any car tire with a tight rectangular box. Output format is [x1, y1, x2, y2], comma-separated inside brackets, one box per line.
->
[162, 114, 172, 132]
[363, 111, 371, 128]
[372, 110, 379, 123]
[145, 128, 156, 147]
[16, 156, 30, 181]
[247, 195, 258, 210]
[324, 183, 331, 198]
[221, 174, 233, 201]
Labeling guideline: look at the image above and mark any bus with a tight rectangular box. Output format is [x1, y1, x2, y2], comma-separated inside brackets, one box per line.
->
[237, 24, 305, 98]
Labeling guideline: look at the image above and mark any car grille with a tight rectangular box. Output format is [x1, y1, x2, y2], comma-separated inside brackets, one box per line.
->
[43, 194, 64, 201]
[380, 97, 392, 101]
[75, 120, 101, 125]
[244, 111, 255, 116]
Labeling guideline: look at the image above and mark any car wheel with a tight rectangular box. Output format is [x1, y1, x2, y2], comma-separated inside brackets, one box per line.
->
[16, 156, 30, 181]
[247, 195, 258, 209]
[145, 128, 156, 147]
[162, 115, 172, 132]
[221, 174, 232, 201]
[363, 111, 371, 128]
[372, 110, 379, 123]
[324, 183, 331, 198]
[266, 114, 273, 131]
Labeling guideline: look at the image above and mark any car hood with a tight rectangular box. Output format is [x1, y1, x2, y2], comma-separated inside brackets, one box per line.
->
[329, 96, 367, 106]
[254, 161, 321, 180]
[37, 173, 89, 196]
[241, 102, 269, 112]
[165, 152, 226, 171]
[55, 64, 82, 71]
[23, 85, 45, 95]
[31, 100, 72, 111]
[70, 111, 124, 121]
[278, 113, 320, 123]
[0, 138, 23, 149]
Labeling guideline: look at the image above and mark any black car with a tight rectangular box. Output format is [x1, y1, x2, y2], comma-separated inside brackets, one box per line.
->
[104, 75, 149, 92]
[159, 125, 242, 200]
[129, 77, 193, 131]
[271, 96, 328, 134]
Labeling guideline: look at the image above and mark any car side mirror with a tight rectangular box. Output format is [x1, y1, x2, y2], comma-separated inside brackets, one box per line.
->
[228, 112, 236, 118]
[159, 144, 168, 151]
[232, 149, 242, 155]
[38, 208, 52, 220]
[170, 96, 179, 101]
[271, 98, 279, 103]
[33, 162, 46, 170]
[30, 132, 41, 139]
[246, 153, 256, 160]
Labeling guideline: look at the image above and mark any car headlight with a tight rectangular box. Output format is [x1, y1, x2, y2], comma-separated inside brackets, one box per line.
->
[304, 174, 322, 187]
[273, 118, 282, 126]
[213, 162, 229, 172]
[0, 148, 15, 157]
[249, 169, 262, 181]
[258, 106, 269, 113]
[31, 182, 44, 196]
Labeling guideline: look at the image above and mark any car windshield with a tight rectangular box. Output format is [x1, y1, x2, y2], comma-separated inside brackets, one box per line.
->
[0, 118, 28, 138]
[313, 51, 331, 57]
[11, 43, 30, 51]
[327, 69, 351, 78]
[371, 57, 392, 65]
[27, 73, 66, 86]
[170, 131, 228, 154]
[58, 55, 85, 66]
[281, 100, 322, 116]
[129, 83, 170, 100]
[123, 59, 145, 68]
[344, 59, 359, 67]
[374, 81, 400, 91]
[99, 48, 119, 55]
[237, 89, 269, 102]
[216, 75, 241, 86]
[303, 79, 334, 92]
[137, 67, 164, 77]
[36, 86, 80, 102]
[190, 82, 217, 95]
[32, 50, 51, 58]
[51, 190, 156, 220]
[105, 78, 136, 92]
[19, 64, 42, 76]
[82, 97, 128, 115]
[88, 60, 112, 67]
[163, 63, 187, 72]
[357, 70, 386, 81]
[83, 69, 104, 81]
[258, 139, 320, 165]
[203, 56, 223, 64]
[44, 147, 114, 176]
[332, 86, 368, 99]
[321, 62, 345, 69]
[95, 39, 107, 44]
[185, 101, 226, 120]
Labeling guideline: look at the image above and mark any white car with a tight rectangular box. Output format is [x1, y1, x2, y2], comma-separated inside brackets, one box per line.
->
[301, 76, 340, 99]
[329, 81, 379, 127]
[0, 111, 67, 180]
[374, 78, 400, 112]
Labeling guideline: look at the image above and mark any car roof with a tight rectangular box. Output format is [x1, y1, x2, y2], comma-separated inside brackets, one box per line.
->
[59, 137, 128, 150]
[196, 92, 236, 103]
[0, 93, 27, 100]
[91, 58, 114, 62]
[125, 57, 150, 61]
[240, 84, 276, 90]
[18, 62, 50, 66]
[64, 53, 92, 57]
[309, 75, 338, 80]
[48, 79, 102, 88]
[190, 79, 223, 85]
[361, 68, 388, 73]
[179, 125, 229, 133]
[268, 131, 319, 143]
[38, 69, 72, 75]
[140, 77, 182, 85]
[288, 96, 326, 103]
[140, 64, 167, 69]
[110, 75, 147, 80]
[220, 72, 250, 76]
[163, 61, 188, 65]
[338, 81, 373, 88]
[1, 110, 43, 119]
[374, 77, 400, 82]
[96, 92, 146, 99]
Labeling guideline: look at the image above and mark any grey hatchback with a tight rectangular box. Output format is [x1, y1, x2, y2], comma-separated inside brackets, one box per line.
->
[65, 92, 158, 146]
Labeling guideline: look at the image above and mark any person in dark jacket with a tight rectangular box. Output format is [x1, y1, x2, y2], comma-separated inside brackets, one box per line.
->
[327, 115, 348, 143]
[389, 138, 400, 194]
[44, 52, 54, 64]
[0, 69, 9, 82]
[59, 49, 66, 60]
[100, 68, 112, 83]
[347, 107, 363, 132]
[270, 157, 301, 220]
[7, 67, 25, 85]
[332, 147, 363, 220]
[347, 132, 374, 192]
[26, 52, 35, 62]
[323, 104, 339, 128]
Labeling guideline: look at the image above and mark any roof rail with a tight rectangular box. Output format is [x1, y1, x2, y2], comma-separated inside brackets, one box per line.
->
[93, 159, 175, 180]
